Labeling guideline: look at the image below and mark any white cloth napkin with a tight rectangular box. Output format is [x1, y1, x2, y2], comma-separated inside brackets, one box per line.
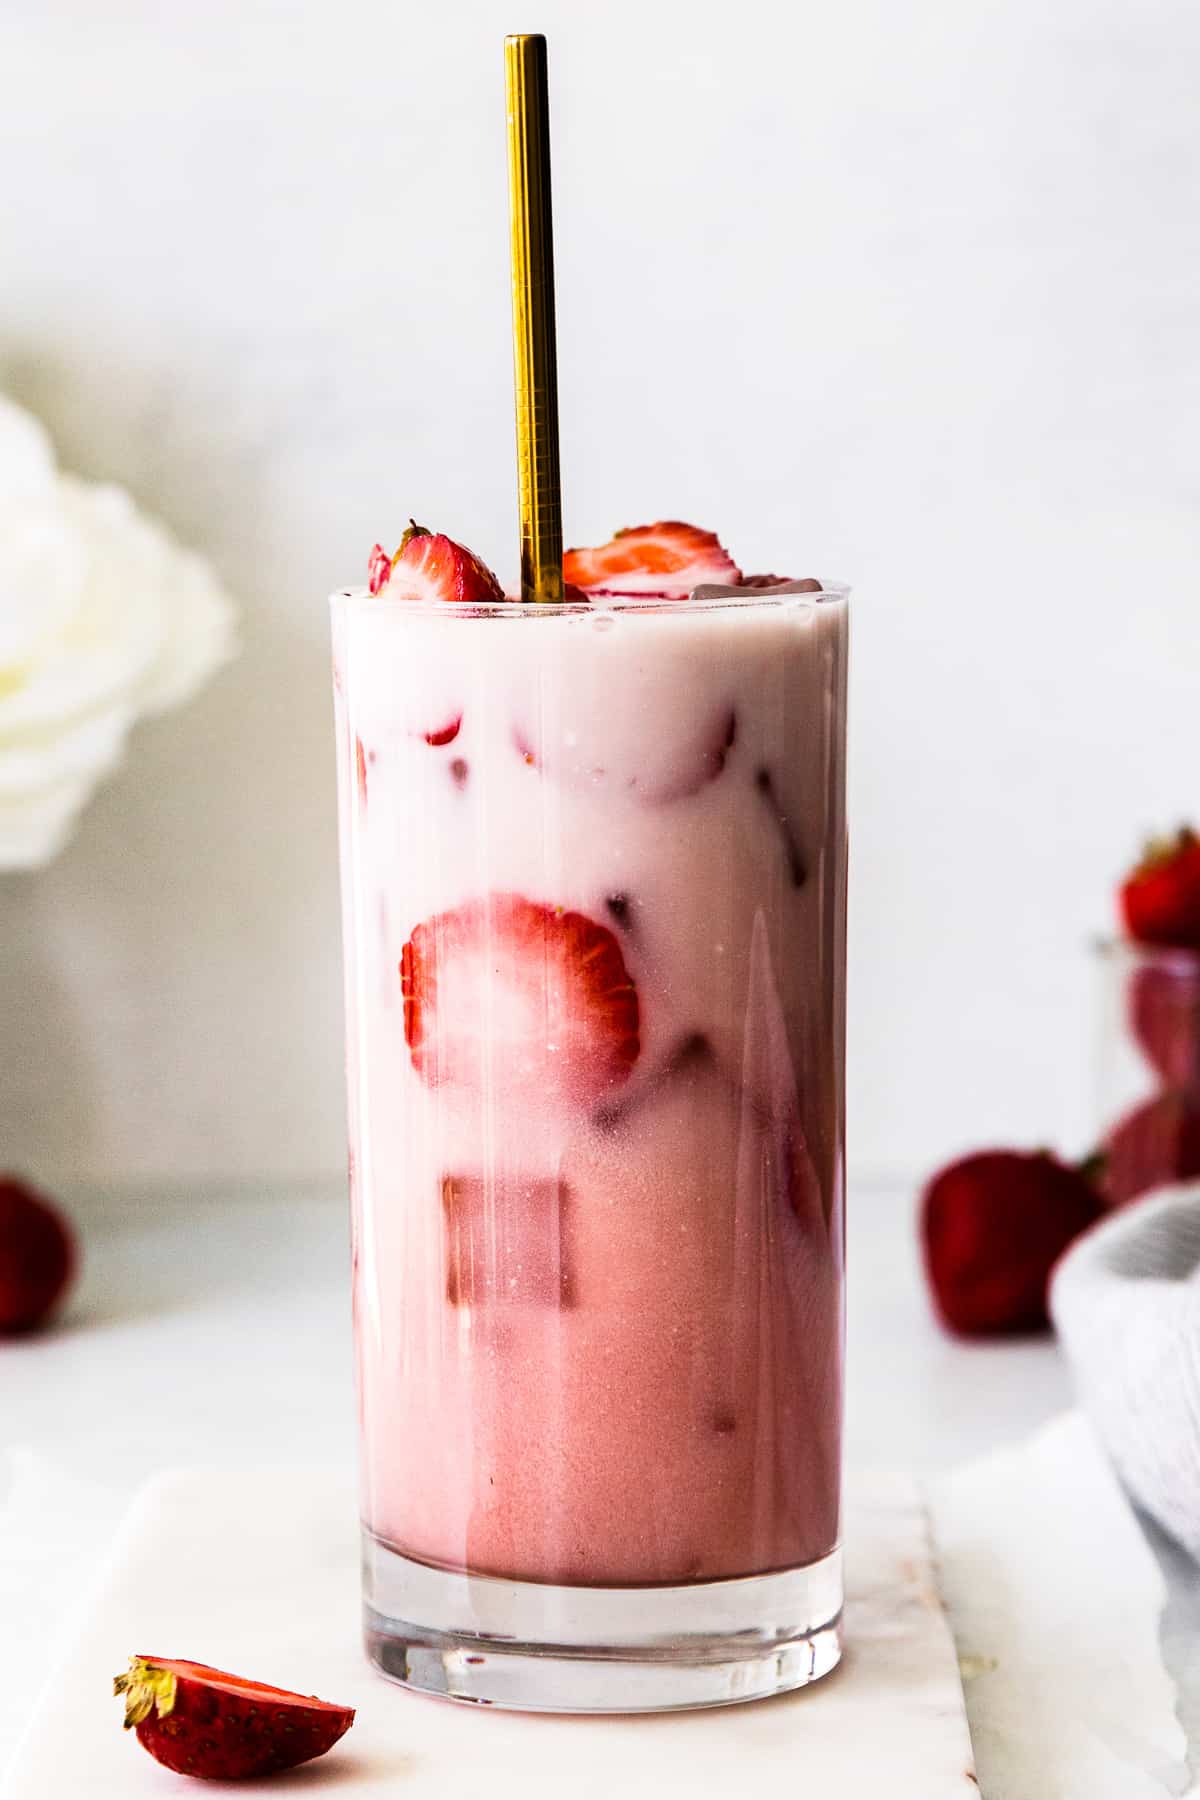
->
[1052, 1182, 1200, 1565]
[928, 1411, 1192, 1799]
[1, 1468, 975, 1798]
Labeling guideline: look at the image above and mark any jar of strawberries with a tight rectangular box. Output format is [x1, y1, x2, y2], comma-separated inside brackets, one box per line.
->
[1098, 828, 1200, 1206]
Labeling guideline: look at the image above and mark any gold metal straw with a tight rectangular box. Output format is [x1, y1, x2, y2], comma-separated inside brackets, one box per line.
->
[505, 33, 563, 603]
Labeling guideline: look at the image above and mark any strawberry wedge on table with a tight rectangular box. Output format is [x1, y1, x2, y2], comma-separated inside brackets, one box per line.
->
[113, 1656, 355, 1781]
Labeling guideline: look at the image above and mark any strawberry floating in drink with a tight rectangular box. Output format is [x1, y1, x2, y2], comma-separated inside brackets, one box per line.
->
[400, 894, 640, 1108]
[114, 1657, 354, 1781]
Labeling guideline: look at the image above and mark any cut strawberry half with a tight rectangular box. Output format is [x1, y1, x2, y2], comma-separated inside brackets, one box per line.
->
[563, 521, 741, 597]
[376, 520, 505, 605]
[400, 894, 640, 1108]
[1120, 826, 1200, 950]
[113, 1656, 354, 1782]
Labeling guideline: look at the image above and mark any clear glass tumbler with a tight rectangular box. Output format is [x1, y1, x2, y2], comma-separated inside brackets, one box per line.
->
[1094, 937, 1200, 1207]
[331, 582, 849, 1712]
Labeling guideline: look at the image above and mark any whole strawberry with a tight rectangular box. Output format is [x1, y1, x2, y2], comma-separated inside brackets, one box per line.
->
[1101, 1091, 1200, 1208]
[921, 1150, 1102, 1337]
[114, 1656, 354, 1781]
[1120, 826, 1200, 950]
[0, 1175, 76, 1335]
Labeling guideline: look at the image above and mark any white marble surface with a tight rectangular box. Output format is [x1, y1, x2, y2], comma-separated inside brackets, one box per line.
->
[930, 1413, 1191, 1799]
[2, 1468, 977, 1798]
[0, 1178, 1072, 1778]
[2, 0, 1200, 1189]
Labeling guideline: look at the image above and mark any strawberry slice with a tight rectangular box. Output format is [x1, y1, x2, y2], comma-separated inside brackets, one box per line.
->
[367, 542, 392, 594]
[423, 714, 463, 747]
[1120, 826, 1200, 950]
[114, 1656, 354, 1781]
[374, 520, 504, 605]
[563, 521, 741, 597]
[400, 894, 639, 1108]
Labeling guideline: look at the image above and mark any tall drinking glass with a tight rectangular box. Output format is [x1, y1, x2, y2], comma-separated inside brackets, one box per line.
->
[332, 581, 849, 1712]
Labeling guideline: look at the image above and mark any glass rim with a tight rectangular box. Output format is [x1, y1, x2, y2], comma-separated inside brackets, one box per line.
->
[330, 580, 850, 620]
[1093, 934, 1200, 970]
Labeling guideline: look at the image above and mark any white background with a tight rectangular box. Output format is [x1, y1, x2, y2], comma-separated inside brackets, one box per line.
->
[1, 0, 1198, 1193]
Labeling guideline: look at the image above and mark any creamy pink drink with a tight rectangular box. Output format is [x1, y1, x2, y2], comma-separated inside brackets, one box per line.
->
[333, 522, 848, 1709]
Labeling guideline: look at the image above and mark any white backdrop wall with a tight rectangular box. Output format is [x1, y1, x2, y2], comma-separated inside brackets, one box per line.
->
[1, 0, 1198, 1191]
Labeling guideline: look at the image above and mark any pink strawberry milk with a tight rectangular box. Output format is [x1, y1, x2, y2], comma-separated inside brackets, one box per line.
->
[332, 521, 849, 1709]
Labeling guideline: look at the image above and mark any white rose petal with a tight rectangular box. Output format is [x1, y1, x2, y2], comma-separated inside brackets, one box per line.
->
[0, 497, 87, 666]
[0, 396, 238, 871]
[0, 775, 96, 870]
[0, 397, 58, 501]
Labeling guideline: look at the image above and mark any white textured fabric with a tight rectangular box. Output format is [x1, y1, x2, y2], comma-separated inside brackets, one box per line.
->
[928, 1412, 1192, 1799]
[1052, 1182, 1200, 1564]
[1, 1468, 977, 1799]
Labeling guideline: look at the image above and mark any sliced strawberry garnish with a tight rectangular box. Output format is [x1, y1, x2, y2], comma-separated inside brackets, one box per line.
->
[563, 522, 741, 597]
[381, 521, 504, 606]
[367, 542, 392, 594]
[114, 1656, 354, 1781]
[1120, 827, 1200, 950]
[400, 895, 639, 1108]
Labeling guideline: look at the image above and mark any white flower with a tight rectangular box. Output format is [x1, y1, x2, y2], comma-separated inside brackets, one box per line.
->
[0, 396, 236, 870]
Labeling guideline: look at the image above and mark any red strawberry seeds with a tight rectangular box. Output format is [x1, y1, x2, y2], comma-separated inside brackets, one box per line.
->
[921, 1150, 1102, 1337]
[400, 894, 640, 1108]
[114, 1656, 354, 1782]
[563, 521, 741, 597]
[1120, 827, 1200, 950]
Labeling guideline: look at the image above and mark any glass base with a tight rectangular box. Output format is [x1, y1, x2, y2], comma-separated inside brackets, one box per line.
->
[363, 1531, 843, 1713]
